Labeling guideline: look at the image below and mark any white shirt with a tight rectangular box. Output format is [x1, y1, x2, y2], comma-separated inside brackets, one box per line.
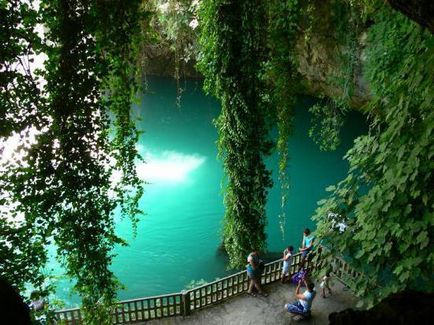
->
[283, 252, 292, 267]
[299, 289, 316, 312]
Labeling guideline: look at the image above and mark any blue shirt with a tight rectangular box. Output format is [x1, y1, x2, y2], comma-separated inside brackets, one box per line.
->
[303, 235, 315, 250]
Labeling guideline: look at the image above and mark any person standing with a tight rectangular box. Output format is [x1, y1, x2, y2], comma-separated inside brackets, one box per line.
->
[281, 245, 294, 283]
[320, 272, 332, 298]
[299, 228, 315, 267]
[246, 250, 268, 297]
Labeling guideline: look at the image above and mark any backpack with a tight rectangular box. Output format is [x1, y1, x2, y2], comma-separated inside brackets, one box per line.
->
[291, 268, 308, 285]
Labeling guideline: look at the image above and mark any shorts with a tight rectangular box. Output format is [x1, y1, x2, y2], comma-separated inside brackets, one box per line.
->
[247, 267, 260, 279]
[282, 262, 290, 275]
[302, 248, 312, 258]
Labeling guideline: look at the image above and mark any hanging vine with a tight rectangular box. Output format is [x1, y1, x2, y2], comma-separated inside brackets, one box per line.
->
[0, 0, 49, 295]
[94, 0, 145, 234]
[2, 0, 433, 316]
[198, 0, 273, 268]
[265, 0, 302, 239]
[308, 98, 345, 151]
[149, 0, 200, 105]
[1, 0, 144, 323]
[307, 0, 364, 151]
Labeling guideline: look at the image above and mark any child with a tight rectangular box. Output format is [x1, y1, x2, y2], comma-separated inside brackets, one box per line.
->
[320, 272, 332, 298]
[281, 246, 294, 283]
[29, 291, 45, 311]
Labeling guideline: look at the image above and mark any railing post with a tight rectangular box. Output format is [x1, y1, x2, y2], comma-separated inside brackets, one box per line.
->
[182, 291, 191, 316]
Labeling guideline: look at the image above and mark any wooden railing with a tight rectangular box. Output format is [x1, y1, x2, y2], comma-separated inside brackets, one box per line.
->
[56, 292, 184, 324]
[185, 252, 304, 315]
[55, 249, 356, 324]
[112, 293, 184, 323]
[330, 254, 362, 287]
[315, 246, 362, 288]
[55, 252, 304, 324]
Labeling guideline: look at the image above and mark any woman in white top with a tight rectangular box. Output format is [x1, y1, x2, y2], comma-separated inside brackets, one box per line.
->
[281, 245, 294, 283]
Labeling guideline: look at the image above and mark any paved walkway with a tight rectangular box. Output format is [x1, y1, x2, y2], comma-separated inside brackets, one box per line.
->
[146, 280, 357, 325]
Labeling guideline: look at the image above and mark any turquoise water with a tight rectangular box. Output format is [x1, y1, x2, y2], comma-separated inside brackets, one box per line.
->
[54, 77, 366, 306]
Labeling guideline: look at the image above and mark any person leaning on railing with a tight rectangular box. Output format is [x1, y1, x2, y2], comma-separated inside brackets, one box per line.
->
[299, 228, 315, 268]
[246, 250, 268, 297]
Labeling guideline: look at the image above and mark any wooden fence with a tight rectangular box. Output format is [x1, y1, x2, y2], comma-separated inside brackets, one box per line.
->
[55, 250, 355, 324]
[55, 253, 304, 324]
[330, 254, 362, 288]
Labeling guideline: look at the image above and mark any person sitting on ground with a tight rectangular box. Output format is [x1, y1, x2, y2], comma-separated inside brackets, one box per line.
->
[320, 272, 332, 298]
[299, 228, 315, 267]
[285, 278, 316, 317]
[281, 245, 294, 283]
[246, 250, 268, 297]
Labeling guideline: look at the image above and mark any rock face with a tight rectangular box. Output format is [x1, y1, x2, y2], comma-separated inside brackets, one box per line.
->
[295, 32, 370, 108]
[328, 290, 434, 325]
[139, 44, 201, 80]
[141, 35, 370, 108]
[293, 0, 371, 108]
[0, 278, 32, 324]
[140, 0, 372, 108]
[295, 40, 369, 108]
[387, 0, 434, 33]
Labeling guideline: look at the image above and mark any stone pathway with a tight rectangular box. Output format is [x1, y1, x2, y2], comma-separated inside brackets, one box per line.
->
[145, 280, 357, 325]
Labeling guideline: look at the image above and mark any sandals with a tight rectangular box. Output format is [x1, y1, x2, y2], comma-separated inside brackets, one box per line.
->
[247, 292, 257, 297]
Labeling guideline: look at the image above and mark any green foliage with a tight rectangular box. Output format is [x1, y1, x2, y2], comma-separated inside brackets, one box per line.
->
[308, 99, 345, 151]
[150, 0, 199, 63]
[3, 0, 433, 316]
[1, 0, 144, 323]
[329, 0, 364, 102]
[313, 3, 434, 307]
[0, 0, 48, 295]
[265, 0, 301, 238]
[307, 0, 365, 151]
[0, 0, 42, 138]
[198, 0, 273, 268]
[148, 0, 200, 103]
[94, 0, 145, 234]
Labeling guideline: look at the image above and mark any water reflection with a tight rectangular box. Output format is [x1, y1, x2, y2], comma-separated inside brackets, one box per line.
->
[137, 148, 206, 183]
